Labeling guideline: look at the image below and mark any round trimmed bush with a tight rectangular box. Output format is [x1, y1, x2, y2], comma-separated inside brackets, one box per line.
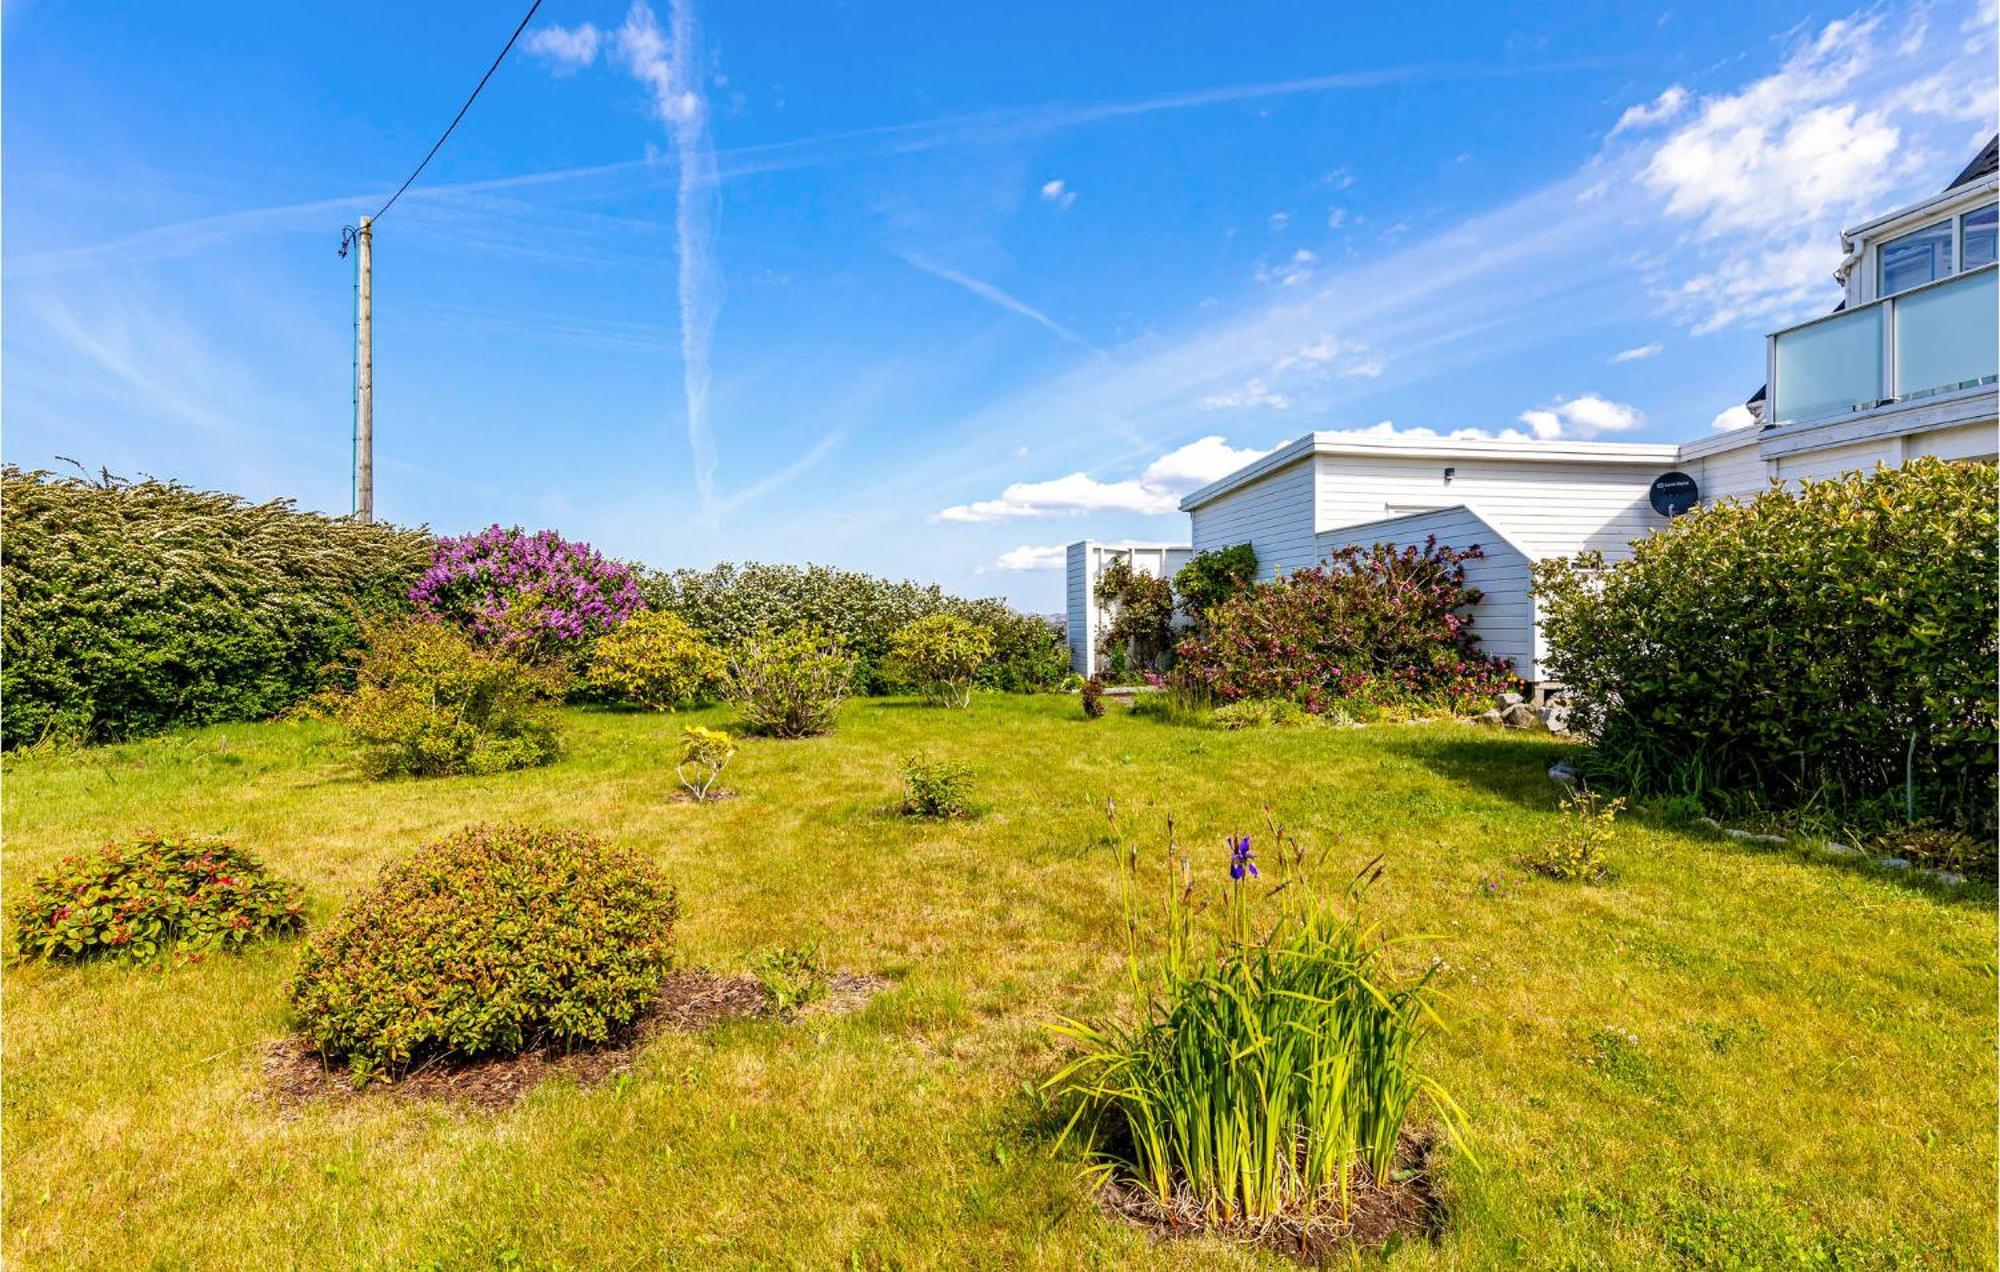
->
[11, 834, 304, 964]
[289, 824, 678, 1074]
[585, 609, 727, 710]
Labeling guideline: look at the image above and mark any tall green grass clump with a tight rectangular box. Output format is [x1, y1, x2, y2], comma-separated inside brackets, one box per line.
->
[1047, 809, 1464, 1224]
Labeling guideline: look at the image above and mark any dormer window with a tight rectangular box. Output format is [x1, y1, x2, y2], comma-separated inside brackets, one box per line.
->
[1880, 220, 1953, 294]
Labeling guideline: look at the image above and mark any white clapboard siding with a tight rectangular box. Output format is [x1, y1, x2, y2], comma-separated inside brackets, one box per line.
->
[1313, 454, 1672, 564]
[1064, 542, 1194, 677]
[1313, 506, 1537, 679]
[1188, 457, 1320, 577]
[1690, 435, 1771, 502]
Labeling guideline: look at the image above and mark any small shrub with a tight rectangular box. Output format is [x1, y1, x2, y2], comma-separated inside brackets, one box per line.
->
[1081, 676, 1106, 719]
[1868, 822, 1995, 881]
[1173, 536, 1517, 714]
[753, 943, 828, 1012]
[1174, 543, 1259, 624]
[1094, 558, 1177, 671]
[889, 614, 994, 708]
[586, 610, 727, 710]
[900, 753, 974, 818]
[11, 834, 304, 964]
[728, 627, 855, 738]
[1211, 698, 1316, 730]
[336, 619, 564, 779]
[289, 823, 678, 1076]
[1047, 813, 1464, 1223]
[411, 525, 644, 666]
[1523, 791, 1625, 881]
[676, 724, 736, 802]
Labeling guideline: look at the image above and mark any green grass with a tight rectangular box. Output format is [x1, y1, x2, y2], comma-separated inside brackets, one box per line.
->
[4, 696, 1993, 1269]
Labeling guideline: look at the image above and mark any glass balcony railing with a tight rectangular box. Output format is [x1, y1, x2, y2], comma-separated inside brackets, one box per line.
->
[1768, 264, 1997, 426]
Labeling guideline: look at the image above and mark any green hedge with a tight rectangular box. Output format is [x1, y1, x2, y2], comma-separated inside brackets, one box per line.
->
[639, 561, 1066, 695]
[1, 466, 431, 748]
[1533, 459, 1997, 832]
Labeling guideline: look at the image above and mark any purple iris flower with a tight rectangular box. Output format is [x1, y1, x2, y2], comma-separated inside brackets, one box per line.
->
[1228, 835, 1257, 881]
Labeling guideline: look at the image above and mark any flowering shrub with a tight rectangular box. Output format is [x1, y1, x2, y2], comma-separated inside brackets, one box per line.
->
[899, 753, 974, 818]
[676, 724, 736, 801]
[728, 627, 855, 738]
[289, 823, 678, 1076]
[1521, 791, 1624, 881]
[1093, 558, 1177, 671]
[889, 614, 994, 708]
[1081, 676, 1106, 719]
[1173, 537, 1517, 713]
[639, 561, 1066, 693]
[12, 834, 304, 964]
[412, 525, 644, 665]
[1535, 460, 1997, 834]
[586, 610, 727, 710]
[336, 619, 565, 779]
[1, 465, 430, 748]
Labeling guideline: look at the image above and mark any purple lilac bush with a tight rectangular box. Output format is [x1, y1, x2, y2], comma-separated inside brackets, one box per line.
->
[411, 526, 644, 662]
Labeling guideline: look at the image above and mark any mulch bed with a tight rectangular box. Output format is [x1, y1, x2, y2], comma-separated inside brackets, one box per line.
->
[1095, 1130, 1443, 1264]
[261, 968, 887, 1112]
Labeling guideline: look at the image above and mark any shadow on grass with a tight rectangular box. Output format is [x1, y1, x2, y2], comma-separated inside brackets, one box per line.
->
[1380, 730, 1576, 811]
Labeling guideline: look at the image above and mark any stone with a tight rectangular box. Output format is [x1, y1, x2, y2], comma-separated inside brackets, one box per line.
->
[1500, 702, 1541, 730]
[1473, 709, 1505, 727]
[1693, 816, 1722, 831]
[1920, 868, 1968, 886]
[1877, 857, 1912, 871]
[1547, 760, 1580, 785]
[1540, 702, 1573, 734]
[1497, 691, 1525, 708]
[1822, 841, 1861, 857]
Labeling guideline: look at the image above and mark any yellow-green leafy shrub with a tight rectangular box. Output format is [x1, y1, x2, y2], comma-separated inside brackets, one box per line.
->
[899, 753, 974, 818]
[676, 724, 735, 801]
[12, 834, 305, 964]
[1534, 460, 1997, 833]
[289, 823, 678, 1075]
[729, 627, 854, 738]
[889, 614, 994, 708]
[336, 620, 565, 779]
[587, 610, 727, 710]
[1522, 792, 1624, 881]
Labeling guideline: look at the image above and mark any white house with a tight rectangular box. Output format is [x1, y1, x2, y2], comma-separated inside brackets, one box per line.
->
[1068, 137, 1998, 684]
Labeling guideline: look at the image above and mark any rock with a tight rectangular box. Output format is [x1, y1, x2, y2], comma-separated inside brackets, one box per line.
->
[1472, 708, 1505, 726]
[1497, 691, 1525, 709]
[1693, 816, 1722, 831]
[1500, 702, 1541, 730]
[1823, 841, 1861, 857]
[1547, 760, 1580, 785]
[1722, 828, 1754, 841]
[1877, 857, 1912, 871]
[1540, 702, 1573, 734]
[1747, 832, 1787, 846]
[1920, 868, 1968, 886]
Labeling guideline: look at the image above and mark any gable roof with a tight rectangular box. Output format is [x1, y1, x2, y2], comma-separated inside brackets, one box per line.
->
[1948, 134, 1999, 191]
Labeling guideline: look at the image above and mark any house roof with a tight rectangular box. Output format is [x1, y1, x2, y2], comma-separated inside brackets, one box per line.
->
[1178, 430, 1683, 512]
[1948, 134, 1999, 191]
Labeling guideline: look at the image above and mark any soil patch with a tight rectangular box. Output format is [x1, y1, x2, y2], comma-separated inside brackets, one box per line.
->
[667, 787, 741, 804]
[262, 968, 884, 1111]
[1095, 1130, 1443, 1264]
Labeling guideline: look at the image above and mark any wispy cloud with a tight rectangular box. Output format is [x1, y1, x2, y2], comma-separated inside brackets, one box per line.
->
[1039, 178, 1077, 209]
[900, 254, 1094, 349]
[981, 544, 1068, 572]
[1608, 84, 1689, 136]
[1610, 341, 1663, 362]
[524, 22, 603, 73]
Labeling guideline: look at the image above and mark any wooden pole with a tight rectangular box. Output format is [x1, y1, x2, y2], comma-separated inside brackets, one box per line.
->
[355, 215, 375, 522]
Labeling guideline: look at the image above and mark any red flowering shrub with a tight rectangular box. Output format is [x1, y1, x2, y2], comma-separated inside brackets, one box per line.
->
[289, 824, 677, 1076]
[11, 834, 304, 964]
[1171, 537, 1517, 712]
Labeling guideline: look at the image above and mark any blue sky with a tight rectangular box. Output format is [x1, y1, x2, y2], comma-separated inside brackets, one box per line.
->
[5, 1, 1994, 611]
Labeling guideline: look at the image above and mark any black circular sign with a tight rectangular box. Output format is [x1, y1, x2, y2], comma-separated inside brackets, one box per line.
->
[1649, 471, 1700, 517]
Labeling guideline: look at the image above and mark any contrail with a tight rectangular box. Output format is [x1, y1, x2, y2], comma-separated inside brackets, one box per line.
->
[900, 254, 1097, 351]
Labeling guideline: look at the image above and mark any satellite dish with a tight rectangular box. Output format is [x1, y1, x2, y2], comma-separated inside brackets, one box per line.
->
[1650, 471, 1700, 517]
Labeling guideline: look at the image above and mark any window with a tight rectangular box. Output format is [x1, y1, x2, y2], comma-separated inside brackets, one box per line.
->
[1879, 219, 1954, 295]
[1963, 202, 1997, 271]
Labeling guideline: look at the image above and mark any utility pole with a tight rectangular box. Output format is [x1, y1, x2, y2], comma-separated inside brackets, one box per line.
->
[354, 216, 375, 523]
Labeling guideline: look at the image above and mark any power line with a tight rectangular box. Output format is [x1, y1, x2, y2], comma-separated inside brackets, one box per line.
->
[343, 0, 545, 252]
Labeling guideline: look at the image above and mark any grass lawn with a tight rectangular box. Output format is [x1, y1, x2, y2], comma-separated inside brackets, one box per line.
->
[5, 695, 1994, 1269]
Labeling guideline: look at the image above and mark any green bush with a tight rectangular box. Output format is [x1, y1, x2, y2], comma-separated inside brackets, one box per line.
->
[12, 834, 305, 964]
[899, 753, 974, 818]
[753, 943, 829, 1012]
[0, 466, 431, 749]
[675, 724, 736, 801]
[1174, 543, 1259, 623]
[1093, 557, 1177, 671]
[586, 610, 727, 710]
[639, 561, 1066, 694]
[1048, 816, 1463, 1222]
[336, 620, 565, 778]
[1533, 460, 1997, 833]
[729, 627, 855, 738]
[889, 614, 994, 708]
[1521, 792, 1624, 881]
[289, 824, 678, 1076]
[1081, 676, 1106, 719]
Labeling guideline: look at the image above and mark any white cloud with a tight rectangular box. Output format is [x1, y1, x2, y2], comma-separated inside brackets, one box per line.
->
[1516, 394, 1644, 440]
[935, 435, 1272, 522]
[1327, 420, 1538, 443]
[1202, 379, 1291, 410]
[1609, 85, 1689, 136]
[1325, 207, 1348, 230]
[1610, 342, 1663, 363]
[1268, 335, 1384, 381]
[525, 22, 603, 72]
[1268, 212, 1291, 230]
[985, 544, 1069, 571]
[902, 255, 1093, 348]
[1710, 403, 1757, 431]
[1039, 178, 1077, 209]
